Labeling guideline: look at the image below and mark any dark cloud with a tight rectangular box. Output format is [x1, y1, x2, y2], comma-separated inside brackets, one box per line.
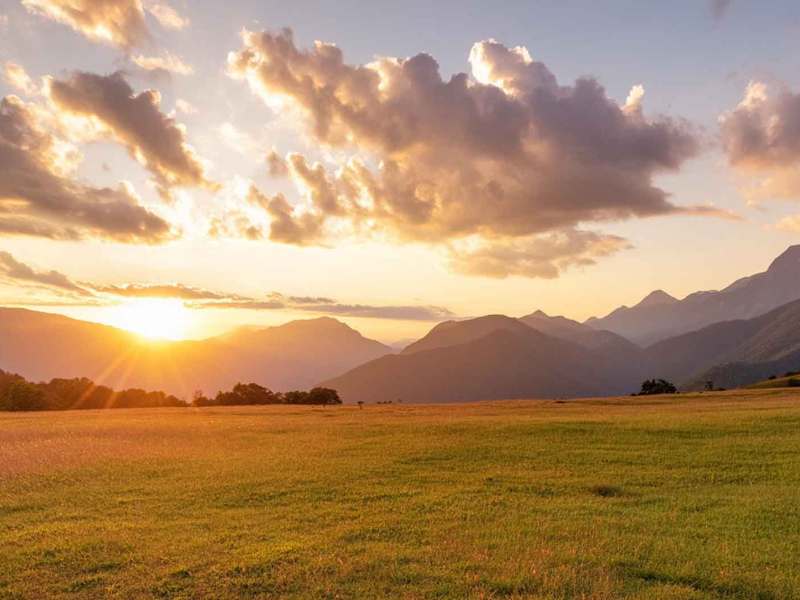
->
[48, 71, 215, 199]
[0, 95, 173, 242]
[0, 251, 92, 295]
[228, 29, 726, 276]
[720, 81, 800, 199]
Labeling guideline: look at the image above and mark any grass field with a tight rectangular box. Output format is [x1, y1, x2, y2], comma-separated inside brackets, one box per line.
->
[2, 391, 800, 599]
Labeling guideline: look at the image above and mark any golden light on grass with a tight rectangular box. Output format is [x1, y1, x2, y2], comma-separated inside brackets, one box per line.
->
[106, 298, 192, 340]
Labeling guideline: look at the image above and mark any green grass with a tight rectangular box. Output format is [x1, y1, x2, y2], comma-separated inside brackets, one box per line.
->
[2, 390, 800, 599]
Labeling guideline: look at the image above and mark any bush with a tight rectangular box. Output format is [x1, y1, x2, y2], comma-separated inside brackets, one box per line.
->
[637, 379, 677, 395]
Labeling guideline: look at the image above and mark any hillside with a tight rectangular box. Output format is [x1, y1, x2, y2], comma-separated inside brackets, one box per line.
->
[0, 308, 390, 398]
[323, 317, 637, 403]
[520, 310, 640, 354]
[587, 245, 800, 344]
[643, 298, 800, 388]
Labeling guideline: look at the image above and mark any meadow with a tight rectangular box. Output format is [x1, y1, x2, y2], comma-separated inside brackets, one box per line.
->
[1, 390, 799, 599]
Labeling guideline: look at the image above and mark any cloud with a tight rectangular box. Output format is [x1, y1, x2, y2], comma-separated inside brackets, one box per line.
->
[174, 99, 196, 115]
[247, 185, 324, 245]
[92, 283, 235, 300]
[448, 229, 631, 279]
[0, 251, 92, 295]
[144, 1, 188, 30]
[776, 214, 800, 232]
[720, 81, 800, 201]
[47, 71, 215, 198]
[22, 0, 189, 49]
[132, 52, 194, 75]
[22, 0, 150, 49]
[266, 149, 288, 177]
[228, 29, 712, 277]
[3, 62, 38, 95]
[0, 94, 173, 242]
[91, 281, 454, 321]
[195, 292, 455, 321]
[710, 0, 733, 20]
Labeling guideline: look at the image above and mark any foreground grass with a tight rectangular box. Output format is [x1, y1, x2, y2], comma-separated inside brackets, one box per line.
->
[1, 391, 799, 599]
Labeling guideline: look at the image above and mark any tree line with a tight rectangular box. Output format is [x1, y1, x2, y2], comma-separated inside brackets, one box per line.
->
[0, 370, 183, 411]
[0, 370, 341, 411]
[191, 383, 341, 407]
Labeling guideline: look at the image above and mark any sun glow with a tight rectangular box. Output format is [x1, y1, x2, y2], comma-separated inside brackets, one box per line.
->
[106, 298, 192, 340]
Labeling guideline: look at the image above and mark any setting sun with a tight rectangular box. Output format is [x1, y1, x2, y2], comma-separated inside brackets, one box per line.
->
[106, 298, 192, 340]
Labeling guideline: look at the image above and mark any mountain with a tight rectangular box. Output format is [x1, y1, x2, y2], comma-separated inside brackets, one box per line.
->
[0, 309, 390, 398]
[323, 316, 638, 404]
[642, 298, 800, 388]
[519, 310, 640, 354]
[401, 315, 532, 354]
[586, 245, 800, 345]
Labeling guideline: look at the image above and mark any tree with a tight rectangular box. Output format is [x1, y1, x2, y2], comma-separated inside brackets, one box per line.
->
[213, 383, 280, 406]
[306, 387, 342, 405]
[2, 380, 46, 411]
[638, 379, 677, 395]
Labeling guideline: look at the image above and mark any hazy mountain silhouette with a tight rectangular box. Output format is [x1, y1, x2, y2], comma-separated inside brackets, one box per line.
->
[519, 310, 640, 354]
[323, 315, 640, 403]
[642, 298, 800, 388]
[586, 245, 800, 345]
[0, 309, 390, 398]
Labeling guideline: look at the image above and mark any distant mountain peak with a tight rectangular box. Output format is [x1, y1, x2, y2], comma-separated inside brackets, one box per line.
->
[636, 290, 678, 308]
[768, 245, 800, 272]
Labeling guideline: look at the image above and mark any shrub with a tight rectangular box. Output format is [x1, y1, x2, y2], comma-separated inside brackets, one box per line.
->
[637, 379, 677, 395]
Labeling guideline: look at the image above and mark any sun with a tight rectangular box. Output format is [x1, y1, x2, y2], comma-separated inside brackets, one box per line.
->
[107, 298, 192, 341]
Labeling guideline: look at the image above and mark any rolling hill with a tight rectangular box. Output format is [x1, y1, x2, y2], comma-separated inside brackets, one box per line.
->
[0, 308, 390, 398]
[586, 245, 800, 345]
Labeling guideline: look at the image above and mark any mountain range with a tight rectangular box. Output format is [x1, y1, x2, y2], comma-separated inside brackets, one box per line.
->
[0, 310, 389, 398]
[585, 245, 800, 345]
[2, 245, 799, 403]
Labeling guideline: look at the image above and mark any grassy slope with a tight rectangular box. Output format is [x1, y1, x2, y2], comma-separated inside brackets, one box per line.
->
[1, 392, 799, 599]
[745, 375, 800, 389]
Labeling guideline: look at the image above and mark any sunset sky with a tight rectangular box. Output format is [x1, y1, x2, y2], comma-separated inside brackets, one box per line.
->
[1, 0, 800, 343]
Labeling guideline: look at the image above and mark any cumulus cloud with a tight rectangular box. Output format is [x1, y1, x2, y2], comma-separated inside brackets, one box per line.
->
[0, 251, 92, 295]
[720, 81, 800, 200]
[266, 149, 288, 177]
[0, 94, 173, 242]
[227, 29, 718, 277]
[23, 0, 150, 49]
[247, 185, 324, 245]
[132, 52, 193, 75]
[47, 71, 215, 198]
[448, 230, 631, 279]
[3, 62, 37, 95]
[23, 0, 189, 49]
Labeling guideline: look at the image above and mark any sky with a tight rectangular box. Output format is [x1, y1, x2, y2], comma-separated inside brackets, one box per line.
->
[1, 0, 800, 343]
